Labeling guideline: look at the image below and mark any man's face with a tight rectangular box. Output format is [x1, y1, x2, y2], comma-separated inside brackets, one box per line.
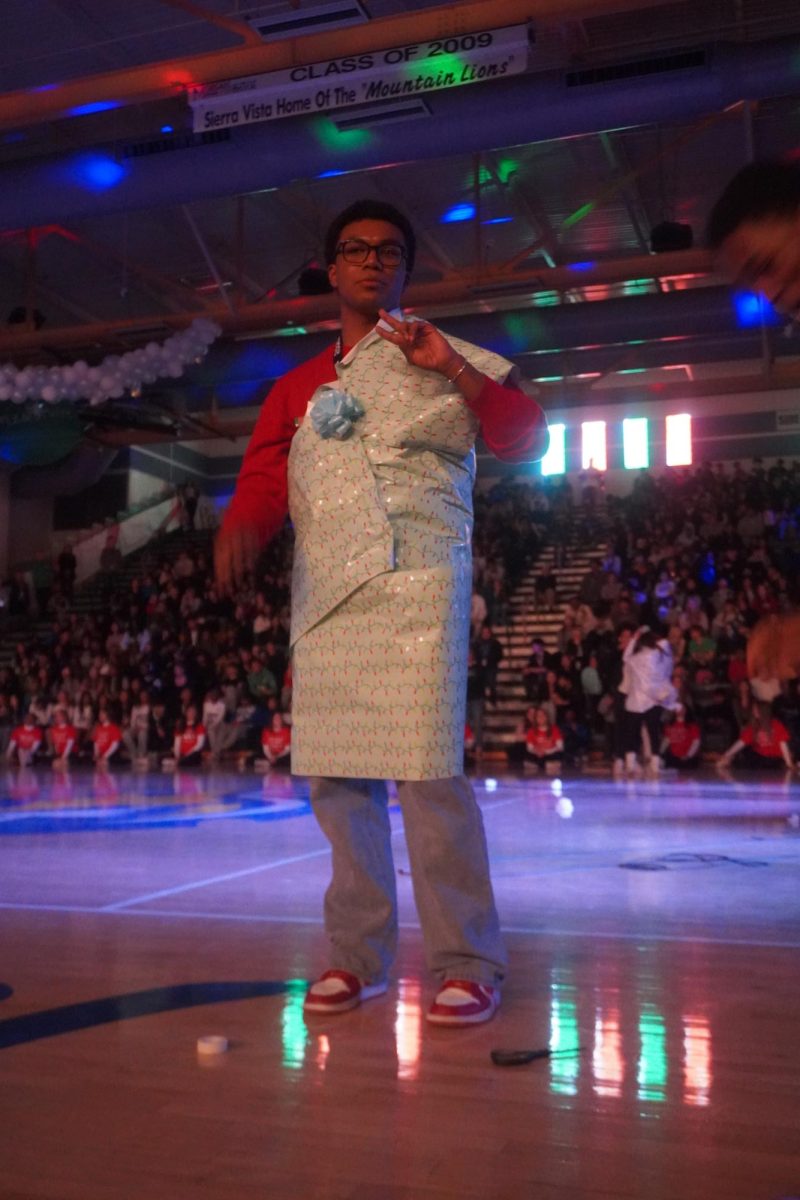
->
[328, 218, 408, 318]
[719, 212, 800, 316]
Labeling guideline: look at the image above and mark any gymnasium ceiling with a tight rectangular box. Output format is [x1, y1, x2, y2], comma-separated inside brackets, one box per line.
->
[1, 0, 800, 445]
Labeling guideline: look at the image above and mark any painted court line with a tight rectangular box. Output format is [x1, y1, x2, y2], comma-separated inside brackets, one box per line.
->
[100, 847, 332, 911]
[1, 900, 798, 950]
[99, 803, 425, 911]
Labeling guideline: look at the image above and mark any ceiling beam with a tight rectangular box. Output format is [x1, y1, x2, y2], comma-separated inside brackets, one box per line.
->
[0, 0, 687, 132]
[0, 248, 713, 354]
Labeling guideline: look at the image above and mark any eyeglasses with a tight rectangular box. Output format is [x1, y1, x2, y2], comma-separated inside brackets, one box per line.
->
[335, 238, 407, 268]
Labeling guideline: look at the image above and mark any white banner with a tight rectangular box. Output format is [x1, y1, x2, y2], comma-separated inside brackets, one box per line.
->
[188, 24, 530, 132]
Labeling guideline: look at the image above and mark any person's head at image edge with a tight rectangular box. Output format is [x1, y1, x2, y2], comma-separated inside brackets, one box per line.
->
[707, 159, 800, 317]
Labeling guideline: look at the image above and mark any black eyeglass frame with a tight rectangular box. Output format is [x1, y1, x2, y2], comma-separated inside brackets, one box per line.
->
[334, 238, 408, 267]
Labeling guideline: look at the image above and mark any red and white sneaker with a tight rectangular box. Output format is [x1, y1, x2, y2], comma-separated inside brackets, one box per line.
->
[426, 979, 500, 1027]
[303, 969, 388, 1015]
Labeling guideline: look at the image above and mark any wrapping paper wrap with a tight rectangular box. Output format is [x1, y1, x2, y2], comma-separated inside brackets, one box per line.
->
[288, 323, 513, 780]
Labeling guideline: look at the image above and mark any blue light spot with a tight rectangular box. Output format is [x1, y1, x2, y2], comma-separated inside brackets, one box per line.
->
[160, 124, 174, 134]
[482, 216, 513, 225]
[68, 152, 127, 191]
[442, 203, 476, 223]
[67, 100, 120, 117]
[568, 261, 597, 271]
[733, 290, 780, 327]
[317, 169, 345, 178]
[2, 131, 26, 144]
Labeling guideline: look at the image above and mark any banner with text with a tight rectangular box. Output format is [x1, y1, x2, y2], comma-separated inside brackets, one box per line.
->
[188, 24, 530, 132]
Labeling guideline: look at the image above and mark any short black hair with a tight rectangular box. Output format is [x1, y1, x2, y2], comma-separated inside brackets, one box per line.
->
[324, 199, 416, 273]
[707, 160, 800, 248]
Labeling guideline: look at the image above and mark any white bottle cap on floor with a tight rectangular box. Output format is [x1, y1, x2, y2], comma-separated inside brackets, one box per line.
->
[197, 1035, 228, 1056]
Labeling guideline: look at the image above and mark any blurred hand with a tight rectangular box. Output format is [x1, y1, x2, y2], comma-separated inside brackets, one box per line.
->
[215, 523, 261, 592]
[747, 614, 800, 680]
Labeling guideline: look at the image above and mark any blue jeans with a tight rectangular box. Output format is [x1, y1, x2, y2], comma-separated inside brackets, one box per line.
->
[309, 774, 507, 986]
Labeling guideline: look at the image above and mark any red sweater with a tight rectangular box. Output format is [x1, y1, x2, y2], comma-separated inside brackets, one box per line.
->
[224, 343, 545, 543]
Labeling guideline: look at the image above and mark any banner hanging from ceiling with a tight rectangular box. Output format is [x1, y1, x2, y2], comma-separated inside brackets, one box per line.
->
[188, 24, 530, 132]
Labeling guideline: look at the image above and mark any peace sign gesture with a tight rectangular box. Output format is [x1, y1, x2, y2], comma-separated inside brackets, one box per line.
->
[375, 308, 462, 379]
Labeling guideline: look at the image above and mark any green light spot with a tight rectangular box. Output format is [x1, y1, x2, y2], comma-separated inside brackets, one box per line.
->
[497, 157, 519, 184]
[637, 1004, 667, 1103]
[622, 279, 655, 296]
[532, 291, 560, 307]
[312, 118, 373, 154]
[281, 979, 309, 1071]
[562, 202, 595, 230]
[502, 312, 545, 352]
[407, 53, 463, 84]
[549, 978, 580, 1096]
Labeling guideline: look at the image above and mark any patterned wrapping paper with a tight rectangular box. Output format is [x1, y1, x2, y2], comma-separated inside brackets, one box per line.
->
[288, 323, 513, 780]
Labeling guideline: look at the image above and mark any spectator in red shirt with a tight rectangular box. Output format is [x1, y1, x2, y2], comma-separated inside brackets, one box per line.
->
[48, 707, 77, 769]
[7, 711, 43, 767]
[717, 701, 795, 771]
[525, 707, 564, 775]
[260, 712, 291, 768]
[92, 709, 122, 766]
[172, 706, 206, 767]
[660, 705, 701, 769]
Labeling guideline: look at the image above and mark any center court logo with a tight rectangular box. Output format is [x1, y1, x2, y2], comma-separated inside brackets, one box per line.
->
[0, 777, 310, 835]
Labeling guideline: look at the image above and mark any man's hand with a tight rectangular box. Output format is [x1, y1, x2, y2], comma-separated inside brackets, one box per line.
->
[215, 524, 261, 592]
[375, 309, 461, 377]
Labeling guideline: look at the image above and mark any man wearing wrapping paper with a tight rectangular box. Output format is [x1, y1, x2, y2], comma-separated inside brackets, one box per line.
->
[216, 200, 548, 1026]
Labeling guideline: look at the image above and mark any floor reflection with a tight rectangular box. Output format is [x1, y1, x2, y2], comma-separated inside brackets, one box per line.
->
[548, 964, 713, 1111]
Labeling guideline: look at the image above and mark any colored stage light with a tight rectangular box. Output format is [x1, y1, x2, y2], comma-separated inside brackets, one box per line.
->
[540, 423, 566, 476]
[482, 216, 513, 225]
[623, 417, 649, 469]
[160, 124, 174, 134]
[581, 420, 607, 471]
[733, 290, 780, 327]
[68, 152, 127, 190]
[442, 202, 476, 223]
[67, 100, 120, 117]
[666, 413, 692, 466]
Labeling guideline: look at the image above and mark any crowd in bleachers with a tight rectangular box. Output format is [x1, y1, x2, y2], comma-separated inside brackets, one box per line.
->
[1, 456, 799, 776]
[508, 457, 800, 774]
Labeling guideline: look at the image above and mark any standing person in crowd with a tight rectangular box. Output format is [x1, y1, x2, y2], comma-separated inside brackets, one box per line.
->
[215, 199, 547, 1027]
[0, 692, 17, 758]
[475, 623, 503, 707]
[717, 701, 795, 772]
[524, 706, 564, 774]
[622, 626, 677, 778]
[147, 698, 173, 763]
[6, 710, 42, 766]
[523, 637, 549, 701]
[465, 644, 486, 761]
[70, 690, 95, 760]
[57, 542, 77, 600]
[535, 566, 557, 613]
[183, 481, 199, 531]
[123, 692, 152, 765]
